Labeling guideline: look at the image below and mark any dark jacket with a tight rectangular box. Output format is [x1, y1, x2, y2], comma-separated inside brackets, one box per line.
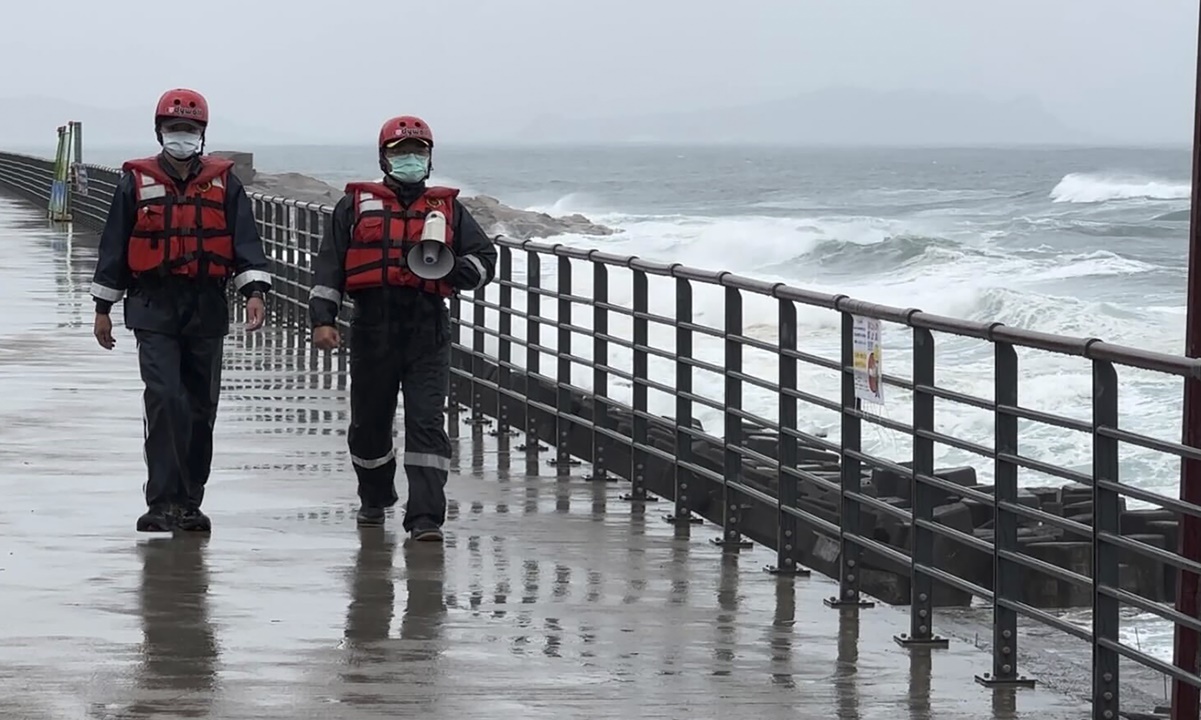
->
[307, 178, 498, 329]
[89, 153, 272, 337]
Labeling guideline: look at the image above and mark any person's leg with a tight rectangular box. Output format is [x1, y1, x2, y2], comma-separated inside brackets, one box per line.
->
[177, 334, 224, 532]
[134, 329, 187, 532]
[398, 331, 452, 541]
[347, 321, 402, 526]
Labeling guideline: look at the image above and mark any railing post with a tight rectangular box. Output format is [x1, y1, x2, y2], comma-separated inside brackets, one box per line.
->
[587, 261, 614, 483]
[287, 205, 299, 330]
[447, 290, 461, 441]
[661, 276, 696, 518]
[767, 298, 810, 576]
[274, 203, 285, 333]
[469, 266, 491, 429]
[713, 286, 752, 550]
[896, 326, 947, 648]
[551, 255, 580, 475]
[263, 201, 280, 341]
[1092, 359, 1122, 720]
[1175, 6, 1201, 711]
[518, 249, 545, 456]
[326, 206, 348, 377]
[976, 341, 1036, 689]
[825, 310, 874, 609]
[299, 207, 318, 344]
[491, 246, 515, 440]
[628, 269, 652, 505]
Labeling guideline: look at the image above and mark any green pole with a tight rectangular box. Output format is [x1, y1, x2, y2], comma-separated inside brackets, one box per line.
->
[48, 126, 68, 221]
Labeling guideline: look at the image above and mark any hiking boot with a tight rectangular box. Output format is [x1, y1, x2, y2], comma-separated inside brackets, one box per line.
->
[176, 506, 212, 533]
[356, 505, 386, 527]
[136, 504, 176, 533]
[410, 519, 443, 543]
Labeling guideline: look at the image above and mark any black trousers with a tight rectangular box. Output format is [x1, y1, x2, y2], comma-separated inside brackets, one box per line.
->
[135, 329, 223, 510]
[347, 311, 452, 532]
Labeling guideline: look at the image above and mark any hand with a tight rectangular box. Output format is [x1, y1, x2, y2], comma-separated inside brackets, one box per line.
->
[313, 325, 341, 350]
[93, 313, 115, 350]
[245, 296, 266, 331]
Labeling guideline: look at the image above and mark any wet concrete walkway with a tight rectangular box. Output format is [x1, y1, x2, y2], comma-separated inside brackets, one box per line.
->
[0, 193, 1093, 719]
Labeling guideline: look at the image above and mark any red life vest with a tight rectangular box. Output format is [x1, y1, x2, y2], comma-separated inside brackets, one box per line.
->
[343, 181, 459, 297]
[122, 155, 235, 280]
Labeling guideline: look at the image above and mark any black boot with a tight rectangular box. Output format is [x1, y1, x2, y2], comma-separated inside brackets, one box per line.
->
[177, 505, 212, 533]
[136, 504, 176, 533]
[356, 504, 386, 527]
[409, 518, 443, 542]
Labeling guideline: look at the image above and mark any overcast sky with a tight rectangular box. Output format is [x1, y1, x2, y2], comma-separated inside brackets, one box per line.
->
[1, 0, 1197, 144]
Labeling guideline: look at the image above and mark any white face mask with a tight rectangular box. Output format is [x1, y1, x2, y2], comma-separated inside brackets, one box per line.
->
[162, 131, 202, 159]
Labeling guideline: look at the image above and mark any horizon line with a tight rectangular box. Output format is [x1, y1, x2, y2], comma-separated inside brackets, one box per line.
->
[3, 140, 1193, 151]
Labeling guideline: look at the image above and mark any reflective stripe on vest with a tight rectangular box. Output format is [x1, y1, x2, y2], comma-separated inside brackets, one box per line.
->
[135, 172, 225, 202]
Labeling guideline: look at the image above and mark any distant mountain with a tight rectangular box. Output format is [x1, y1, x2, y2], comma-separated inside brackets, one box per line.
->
[0, 95, 305, 148]
[516, 87, 1097, 146]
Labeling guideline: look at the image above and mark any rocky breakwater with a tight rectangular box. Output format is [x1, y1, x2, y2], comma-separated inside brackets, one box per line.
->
[449, 354, 1183, 610]
[210, 150, 616, 241]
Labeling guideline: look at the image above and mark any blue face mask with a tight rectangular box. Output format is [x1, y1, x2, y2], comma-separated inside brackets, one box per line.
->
[388, 153, 428, 183]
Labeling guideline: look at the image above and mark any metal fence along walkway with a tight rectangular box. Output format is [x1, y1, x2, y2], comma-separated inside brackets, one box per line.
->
[2, 148, 1200, 718]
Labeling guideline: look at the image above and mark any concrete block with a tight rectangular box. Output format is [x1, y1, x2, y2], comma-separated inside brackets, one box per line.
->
[931, 501, 987, 593]
[209, 150, 256, 184]
[1118, 533, 1167, 602]
[1022, 542, 1092, 606]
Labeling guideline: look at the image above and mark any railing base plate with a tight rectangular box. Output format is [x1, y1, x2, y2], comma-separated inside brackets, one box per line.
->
[764, 564, 811, 577]
[974, 673, 1036, 689]
[894, 633, 949, 649]
[583, 473, 618, 482]
[619, 493, 661, 503]
[662, 513, 702, 524]
[711, 537, 753, 550]
[824, 597, 875, 609]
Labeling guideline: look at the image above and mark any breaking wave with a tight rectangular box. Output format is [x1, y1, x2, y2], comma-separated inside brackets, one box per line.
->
[1050, 172, 1190, 204]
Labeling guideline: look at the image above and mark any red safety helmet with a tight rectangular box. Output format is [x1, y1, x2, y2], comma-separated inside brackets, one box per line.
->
[378, 115, 433, 149]
[155, 88, 209, 127]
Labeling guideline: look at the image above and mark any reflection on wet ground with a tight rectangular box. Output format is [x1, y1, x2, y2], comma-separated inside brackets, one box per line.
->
[0, 195, 1091, 718]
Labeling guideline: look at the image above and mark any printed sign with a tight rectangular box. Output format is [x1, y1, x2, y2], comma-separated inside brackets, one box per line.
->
[71, 163, 88, 197]
[852, 315, 884, 404]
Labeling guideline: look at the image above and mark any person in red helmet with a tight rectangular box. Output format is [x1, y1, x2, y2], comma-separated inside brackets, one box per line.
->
[89, 88, 272, 534]
[308, 114, 497, 540]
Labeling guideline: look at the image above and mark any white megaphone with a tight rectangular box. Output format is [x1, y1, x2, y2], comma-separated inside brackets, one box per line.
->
[405, 210, 455, 281]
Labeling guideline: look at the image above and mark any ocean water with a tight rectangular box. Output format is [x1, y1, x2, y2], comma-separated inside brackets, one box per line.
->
[82, 143, 1194, 658]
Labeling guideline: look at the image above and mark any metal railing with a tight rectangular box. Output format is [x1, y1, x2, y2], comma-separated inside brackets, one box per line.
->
[3, 149, 1201, 718]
